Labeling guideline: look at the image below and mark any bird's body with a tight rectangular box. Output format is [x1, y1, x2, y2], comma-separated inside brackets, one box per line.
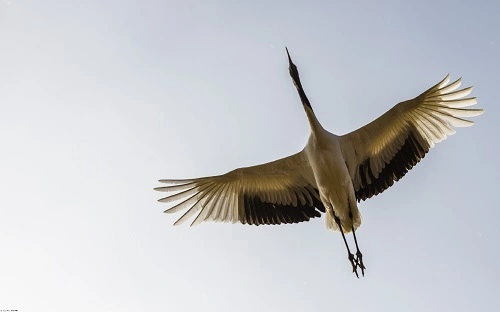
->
[305, 130, 361, 232]
[156, 48, 483, 277]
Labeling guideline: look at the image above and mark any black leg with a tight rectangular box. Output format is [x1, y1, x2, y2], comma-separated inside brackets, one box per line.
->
[349, 210, 365, 277]
[333, 214, 359, 278]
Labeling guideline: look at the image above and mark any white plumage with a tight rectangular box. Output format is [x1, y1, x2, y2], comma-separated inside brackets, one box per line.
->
[155, 48, 483, 277]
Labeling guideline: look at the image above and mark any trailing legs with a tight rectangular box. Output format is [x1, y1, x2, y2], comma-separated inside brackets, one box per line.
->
[332, 213, 362, 278]
[348, 209, 365, 277]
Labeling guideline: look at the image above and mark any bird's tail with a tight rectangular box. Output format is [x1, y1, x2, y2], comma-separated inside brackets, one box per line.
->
[325, 206, 362, 233]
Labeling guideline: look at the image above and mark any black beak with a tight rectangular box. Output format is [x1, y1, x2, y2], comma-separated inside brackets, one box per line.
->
[285, 47, 294, 68]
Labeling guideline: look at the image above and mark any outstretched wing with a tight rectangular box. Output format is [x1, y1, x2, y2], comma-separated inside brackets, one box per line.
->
[155, 150, 325, 226]
[339, 74, 484, 202]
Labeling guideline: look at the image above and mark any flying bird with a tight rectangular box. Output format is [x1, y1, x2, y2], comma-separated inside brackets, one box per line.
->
[155, 48, 483, 277]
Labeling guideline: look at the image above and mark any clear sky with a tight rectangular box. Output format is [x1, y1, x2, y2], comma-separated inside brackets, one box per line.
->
[1, 1, 499, 311]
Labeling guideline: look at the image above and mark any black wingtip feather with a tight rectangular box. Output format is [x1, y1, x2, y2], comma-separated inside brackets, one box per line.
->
[240, 187, 325, 226]
[356, 131, 430, 202]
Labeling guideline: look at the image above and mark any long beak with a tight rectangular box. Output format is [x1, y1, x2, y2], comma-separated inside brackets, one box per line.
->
[285, 47, 294, 67]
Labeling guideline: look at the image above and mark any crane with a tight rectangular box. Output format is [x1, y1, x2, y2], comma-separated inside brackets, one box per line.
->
[155, 48, 483, 277]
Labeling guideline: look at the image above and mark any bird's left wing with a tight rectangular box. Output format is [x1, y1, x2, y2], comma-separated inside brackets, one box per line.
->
[155, 150, 325, 226]
[338, 75, 484, 202]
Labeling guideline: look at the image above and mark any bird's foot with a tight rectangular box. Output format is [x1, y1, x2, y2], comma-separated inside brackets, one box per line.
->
[348, 253, 360, 278]
[355, 250, 366, 277]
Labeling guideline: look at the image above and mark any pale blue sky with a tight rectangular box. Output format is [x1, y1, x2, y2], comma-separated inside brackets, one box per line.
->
[1, 1, 499, 311]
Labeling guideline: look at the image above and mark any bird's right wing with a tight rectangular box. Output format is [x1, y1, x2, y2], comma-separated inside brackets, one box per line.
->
[339, 75, 483, 202]
[155, 150, 325, 226]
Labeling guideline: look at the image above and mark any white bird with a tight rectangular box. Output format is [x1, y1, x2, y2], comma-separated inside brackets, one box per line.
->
[155, 48, 483, 277]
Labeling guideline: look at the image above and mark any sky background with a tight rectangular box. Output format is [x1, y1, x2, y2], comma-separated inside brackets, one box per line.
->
[1, 1, 499, 311]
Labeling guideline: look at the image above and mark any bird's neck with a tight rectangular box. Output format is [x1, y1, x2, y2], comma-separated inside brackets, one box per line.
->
[305, 106, 325, 135]
[295, 82, 313, 111]
[293, 82, 324, 135]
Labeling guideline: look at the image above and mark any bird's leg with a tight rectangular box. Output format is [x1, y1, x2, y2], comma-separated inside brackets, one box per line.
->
[349, 210, 365, 277]
[333, 214, 359, 278]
